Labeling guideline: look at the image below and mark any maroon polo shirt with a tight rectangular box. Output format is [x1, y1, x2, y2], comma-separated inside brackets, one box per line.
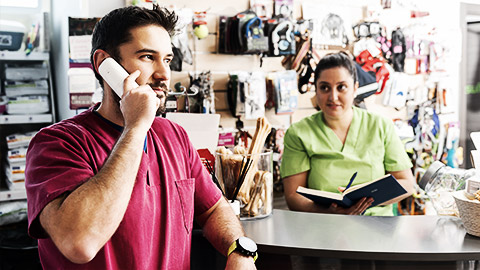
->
[25, 106, 221, 269]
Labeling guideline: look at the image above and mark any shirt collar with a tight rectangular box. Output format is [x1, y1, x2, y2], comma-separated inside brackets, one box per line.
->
[92, 104, 124, 132]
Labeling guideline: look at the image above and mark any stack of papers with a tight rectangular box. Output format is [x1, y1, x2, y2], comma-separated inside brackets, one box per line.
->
[6, 95, 49, 114]
[5, 66, 48, 81]
[6, 132, 36, 149]
[7, 147, 27, 164]
[4, 132, 36, 190]
[4, 64, 51, 115]
[5, 163, 25, 190]
[4, 80, 49, 97]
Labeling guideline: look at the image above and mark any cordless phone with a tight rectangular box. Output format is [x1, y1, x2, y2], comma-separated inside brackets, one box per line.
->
[98, 57, 139, 98]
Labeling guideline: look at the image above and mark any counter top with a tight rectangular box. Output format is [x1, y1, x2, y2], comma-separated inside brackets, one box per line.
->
[241, 209, 480, 261]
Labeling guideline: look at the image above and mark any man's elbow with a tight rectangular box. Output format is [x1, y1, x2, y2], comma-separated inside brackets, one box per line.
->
[57, 236, 101, 264]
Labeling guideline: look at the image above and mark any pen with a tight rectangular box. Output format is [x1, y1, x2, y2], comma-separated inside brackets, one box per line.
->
[344, 172, 357, 192]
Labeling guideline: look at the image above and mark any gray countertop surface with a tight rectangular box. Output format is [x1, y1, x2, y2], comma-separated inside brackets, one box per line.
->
[241, 209, 480, 261]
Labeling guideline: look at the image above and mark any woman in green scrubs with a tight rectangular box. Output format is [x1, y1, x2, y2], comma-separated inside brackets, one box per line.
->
[280, 52, 415, 216]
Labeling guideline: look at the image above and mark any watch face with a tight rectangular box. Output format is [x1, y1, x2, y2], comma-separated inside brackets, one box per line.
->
[238, 237, 257, 252]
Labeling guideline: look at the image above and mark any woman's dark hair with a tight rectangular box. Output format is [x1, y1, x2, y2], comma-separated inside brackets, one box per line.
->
[90, 4, 178, 85]
[313, 51, 357, 87]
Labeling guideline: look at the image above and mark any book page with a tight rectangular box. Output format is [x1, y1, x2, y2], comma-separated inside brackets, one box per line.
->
[296, 186, 343, 200]
[344, 174, 392, 194]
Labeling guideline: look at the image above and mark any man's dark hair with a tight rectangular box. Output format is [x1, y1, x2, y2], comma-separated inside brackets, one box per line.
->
[314, 51, 357, 87]
[90, 4, 178, 85]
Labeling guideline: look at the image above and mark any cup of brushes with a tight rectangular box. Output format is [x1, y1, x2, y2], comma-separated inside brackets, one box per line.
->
[215, 117, 273, 220]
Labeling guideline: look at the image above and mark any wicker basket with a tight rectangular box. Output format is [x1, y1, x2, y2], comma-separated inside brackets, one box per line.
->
[452, 190, 480, 237]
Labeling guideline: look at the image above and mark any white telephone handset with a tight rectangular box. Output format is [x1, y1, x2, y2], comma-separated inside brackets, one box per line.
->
[98, 57, 139, 98]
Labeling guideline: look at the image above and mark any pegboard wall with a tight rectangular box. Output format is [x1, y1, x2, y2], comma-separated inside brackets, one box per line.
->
[142, 0, 433, 133]
[164, 0, 320, 131]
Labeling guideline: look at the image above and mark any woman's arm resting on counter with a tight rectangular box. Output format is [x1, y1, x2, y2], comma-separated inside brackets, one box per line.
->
[283, 171, 324, 213]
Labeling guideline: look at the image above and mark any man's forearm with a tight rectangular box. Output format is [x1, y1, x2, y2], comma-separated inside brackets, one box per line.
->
[199, 198, 245, 256]
[40, 127, 146, 263]
[199, 198, 258, 269]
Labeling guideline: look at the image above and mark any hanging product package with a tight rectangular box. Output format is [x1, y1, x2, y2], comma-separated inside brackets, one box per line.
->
[243, 16, 269, 54]
[244, 72, 266, 119]
[170, 7, 193, 71]
[268, 20, 295, 56]
[227, 72, 249, 117]
[222, 10, 257, 54]
[391, 28, 406, 72]
[273, 70, 298, 114]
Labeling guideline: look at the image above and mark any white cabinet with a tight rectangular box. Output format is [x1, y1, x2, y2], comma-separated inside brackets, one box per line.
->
[0, 51, 56, 202]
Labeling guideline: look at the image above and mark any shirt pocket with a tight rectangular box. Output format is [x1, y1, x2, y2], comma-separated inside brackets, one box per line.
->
[175, 178, 195, 233]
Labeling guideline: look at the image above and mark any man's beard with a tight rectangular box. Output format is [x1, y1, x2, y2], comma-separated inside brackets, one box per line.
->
[155, 93, 167, 116]
[150, 82, 168, 116]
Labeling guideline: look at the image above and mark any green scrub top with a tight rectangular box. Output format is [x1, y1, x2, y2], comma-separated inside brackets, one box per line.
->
[280, 107, 412, 216]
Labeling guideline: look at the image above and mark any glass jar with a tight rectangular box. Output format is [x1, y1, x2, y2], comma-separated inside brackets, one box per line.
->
[215, 150, 273, 220]
[419, 161, 476, 216]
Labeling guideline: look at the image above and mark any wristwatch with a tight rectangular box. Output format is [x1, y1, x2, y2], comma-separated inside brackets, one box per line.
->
[227, 236, 258, 262]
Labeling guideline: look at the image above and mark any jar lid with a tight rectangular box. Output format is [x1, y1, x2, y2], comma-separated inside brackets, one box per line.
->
[419, 161, 445, 191]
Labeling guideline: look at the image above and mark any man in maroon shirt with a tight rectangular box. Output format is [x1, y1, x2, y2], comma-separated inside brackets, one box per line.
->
[25, 5, 256, 269]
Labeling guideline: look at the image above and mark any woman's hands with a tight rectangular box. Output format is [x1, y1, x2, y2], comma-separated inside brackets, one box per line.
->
[284, 172, 373, 215]
[328, 197, 374, 215]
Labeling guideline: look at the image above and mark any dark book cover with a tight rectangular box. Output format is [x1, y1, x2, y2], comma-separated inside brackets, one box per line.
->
[296, 174, 407, 208]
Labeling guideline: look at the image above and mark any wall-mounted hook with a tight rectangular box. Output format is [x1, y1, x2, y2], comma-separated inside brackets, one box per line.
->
[167, 86, 199, 97]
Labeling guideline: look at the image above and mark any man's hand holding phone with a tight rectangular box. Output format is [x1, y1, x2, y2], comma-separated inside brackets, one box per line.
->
[98, 57, 160, 132]
[120, 70, 160, 133]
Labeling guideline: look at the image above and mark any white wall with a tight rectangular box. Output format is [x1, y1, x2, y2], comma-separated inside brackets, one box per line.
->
[85, 0, 123, 17]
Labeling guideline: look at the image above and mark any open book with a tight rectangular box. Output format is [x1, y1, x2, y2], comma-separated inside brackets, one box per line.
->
[296, 174, 407, 208]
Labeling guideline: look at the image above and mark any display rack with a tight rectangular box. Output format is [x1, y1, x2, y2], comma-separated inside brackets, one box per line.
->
[0, 51, 56, 202]
[0, 51, 49, 61]
[0, 114, 53, 124]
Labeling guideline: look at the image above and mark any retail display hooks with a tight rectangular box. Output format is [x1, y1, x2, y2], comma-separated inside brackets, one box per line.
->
[166, 85, 199, 113]
[168, 85, 198, 97]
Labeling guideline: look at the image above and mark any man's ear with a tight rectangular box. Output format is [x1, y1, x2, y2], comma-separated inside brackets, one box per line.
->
[92, 49, 110, 74]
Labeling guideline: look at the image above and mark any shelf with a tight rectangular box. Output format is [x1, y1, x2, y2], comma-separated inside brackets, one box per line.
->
[0, 52, 53, 204]
[0, 114, 53, 124]
[0, 189, 27, 201]
[0, 51, 49, 61]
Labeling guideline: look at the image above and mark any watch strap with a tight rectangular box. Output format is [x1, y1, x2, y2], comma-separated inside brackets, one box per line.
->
[227, 240, 237, 257]
[227, 238, 258, 262]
